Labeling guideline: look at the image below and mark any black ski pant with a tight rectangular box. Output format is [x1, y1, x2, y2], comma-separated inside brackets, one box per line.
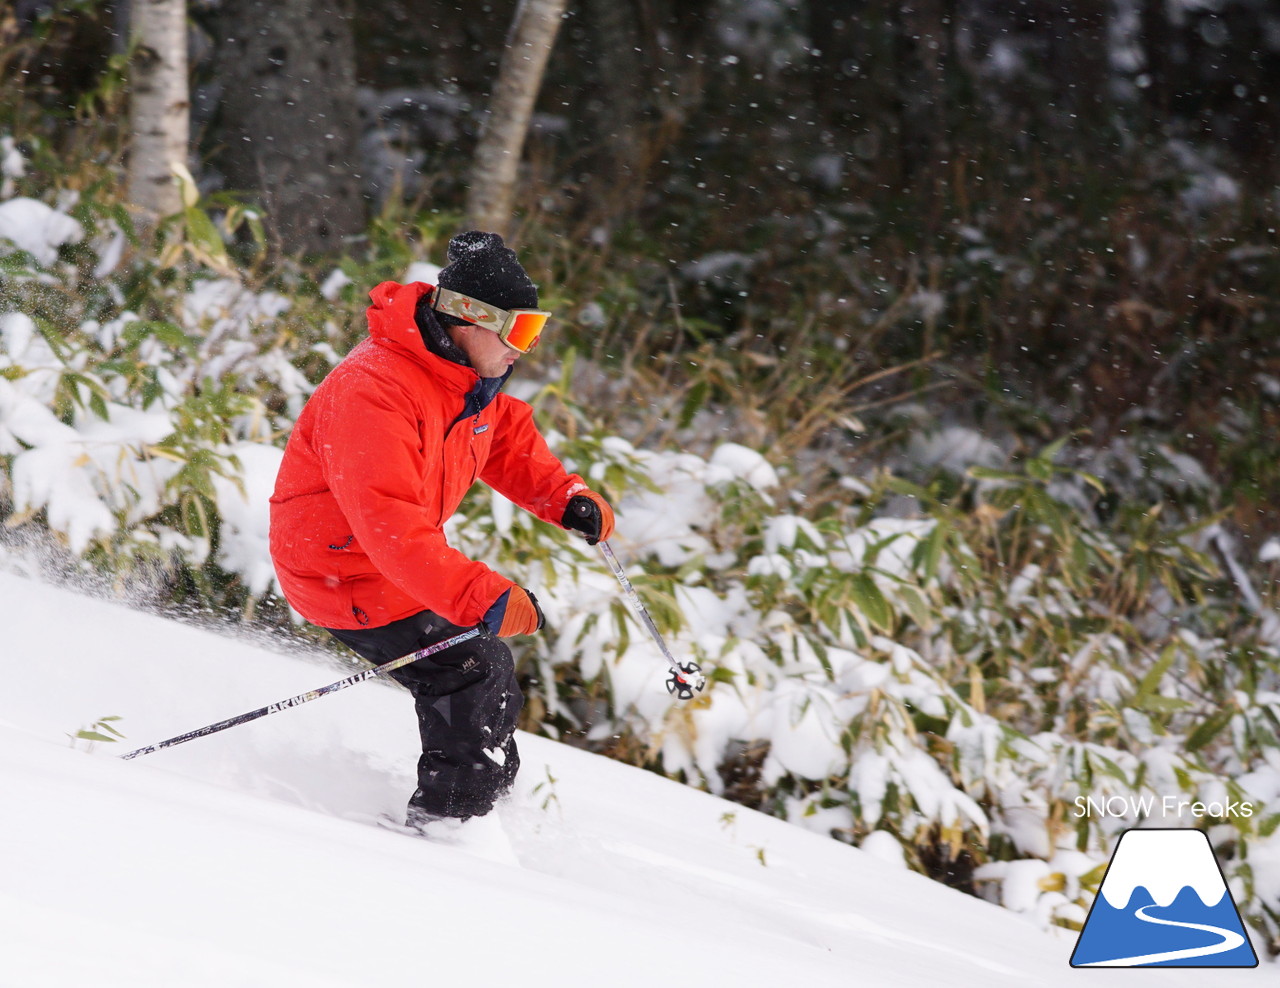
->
[325, 611, 522, 820]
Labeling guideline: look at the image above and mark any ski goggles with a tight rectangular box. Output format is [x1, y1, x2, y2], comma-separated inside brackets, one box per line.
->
[432, 286, 550, 354]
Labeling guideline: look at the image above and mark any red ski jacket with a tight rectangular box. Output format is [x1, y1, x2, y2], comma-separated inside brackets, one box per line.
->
[269, 281, 588, 630]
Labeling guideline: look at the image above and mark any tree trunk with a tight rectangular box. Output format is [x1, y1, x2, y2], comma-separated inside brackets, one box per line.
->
[212, 0, 365, 256]
[806, 0, 902, 191]
[464, 0, 570, 239]
[896, 0, 952, 225]
[580, 0, 645, 217]
[807, 0, 868, 136]
[127, 0, 188, 219]
[1138, 0, 1172, 119]
[1046, 0, 1110, 133]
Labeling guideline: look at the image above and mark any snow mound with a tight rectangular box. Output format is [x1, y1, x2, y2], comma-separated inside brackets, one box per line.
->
[0, 196, 83, 265]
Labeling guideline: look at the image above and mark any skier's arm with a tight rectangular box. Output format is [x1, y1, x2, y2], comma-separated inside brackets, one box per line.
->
[479, 396, 600, 527]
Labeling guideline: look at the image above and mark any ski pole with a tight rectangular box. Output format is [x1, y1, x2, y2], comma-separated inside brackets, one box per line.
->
[599, 540, 706, 700]
[120, 627, 484, 760]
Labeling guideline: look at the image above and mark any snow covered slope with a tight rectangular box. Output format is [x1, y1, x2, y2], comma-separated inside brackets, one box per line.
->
[0, 571, 1213, 987]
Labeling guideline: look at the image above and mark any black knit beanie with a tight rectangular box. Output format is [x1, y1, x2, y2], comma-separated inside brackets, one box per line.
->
[437, 230, 538, 313]
[414, 231, 538, 368]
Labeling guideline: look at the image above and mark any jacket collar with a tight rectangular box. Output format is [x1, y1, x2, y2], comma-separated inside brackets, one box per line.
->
[366, 280, 479, 395]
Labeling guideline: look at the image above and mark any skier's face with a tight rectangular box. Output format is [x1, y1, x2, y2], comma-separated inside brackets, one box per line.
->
[451, 320, 522, 378]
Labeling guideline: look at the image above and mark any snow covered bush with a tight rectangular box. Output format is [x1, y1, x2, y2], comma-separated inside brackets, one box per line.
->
[0, 173, 333, 610]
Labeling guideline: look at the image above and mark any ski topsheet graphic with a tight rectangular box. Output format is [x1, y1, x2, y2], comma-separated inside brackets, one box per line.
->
[1070, 828, 1258, 968]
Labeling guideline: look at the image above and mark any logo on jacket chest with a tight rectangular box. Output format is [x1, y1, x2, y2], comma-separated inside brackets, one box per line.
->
[472, 423, 490, 435]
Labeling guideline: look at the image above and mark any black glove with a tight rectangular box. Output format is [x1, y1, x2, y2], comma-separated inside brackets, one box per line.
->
[562, 491, 615, 545]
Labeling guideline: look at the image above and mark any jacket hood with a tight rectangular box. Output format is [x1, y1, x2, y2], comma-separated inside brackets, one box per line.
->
[366, 280, 477, 392]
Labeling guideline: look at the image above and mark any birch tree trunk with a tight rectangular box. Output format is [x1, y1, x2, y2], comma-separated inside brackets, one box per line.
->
[127, 0, 188, 219]
[464, 0, 569, 239]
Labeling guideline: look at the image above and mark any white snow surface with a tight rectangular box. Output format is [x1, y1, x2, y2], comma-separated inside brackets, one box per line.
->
[0, 568, 1209, 987]
[0, 196, 83, 265]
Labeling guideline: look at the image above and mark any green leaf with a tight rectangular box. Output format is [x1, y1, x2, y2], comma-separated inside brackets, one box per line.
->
[184, 205, 229, 267]
[967, 466, 1023, 483]
[88, 390, 109, 422]
[678, 378, 710, 430]
[610, 599, 631, 658]
[173, 162, 201, 209]
[861, 530, 907, 568]
[1090, 751, 1130, 783]
[849, 572, 893, 632]
[913, 522, 947, 582]
[811, 637, 834, 681]
[123, 320, 198, 354]
[1026, 488, 1071, 545]
[1026, 457, 1053, 482]
[883, 475, 931, 502]
[1074, 470, 1107, 495]
[75, 731, 118, 743]
[1039, 434, 1071, 465]
[1185, 709, 1234, 752]
[1077, 861, 1108, 893]
[897, 584, 933, 628]
[1135, 646, 1176, 699]
[1134, 695, 1193, 714]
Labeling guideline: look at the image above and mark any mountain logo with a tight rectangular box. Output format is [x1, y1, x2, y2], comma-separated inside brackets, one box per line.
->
[1070, 828, 1258, 968]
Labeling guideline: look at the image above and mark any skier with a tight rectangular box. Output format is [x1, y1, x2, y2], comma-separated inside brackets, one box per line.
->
[268, 230, 614, 828]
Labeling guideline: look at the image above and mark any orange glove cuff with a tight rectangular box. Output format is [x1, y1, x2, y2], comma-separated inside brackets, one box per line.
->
[588, 491, 616, 542]
[497, 586, 544, 637]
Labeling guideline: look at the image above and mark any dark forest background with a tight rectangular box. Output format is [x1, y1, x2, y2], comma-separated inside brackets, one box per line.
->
[2, 0, 1277, 550]
[20, 1, 1277, 530]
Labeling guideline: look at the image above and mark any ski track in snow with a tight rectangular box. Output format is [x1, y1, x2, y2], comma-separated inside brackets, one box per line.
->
[0, 570, 1223, 986]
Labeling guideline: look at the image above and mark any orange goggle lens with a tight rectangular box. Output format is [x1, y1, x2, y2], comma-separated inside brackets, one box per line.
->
[501, 310, 549, 353]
